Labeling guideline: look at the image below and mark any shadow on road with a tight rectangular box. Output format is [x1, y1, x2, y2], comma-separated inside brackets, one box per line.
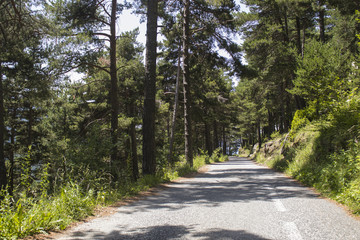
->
[58, 157, 320, 239]
[67, 224, 270, 240]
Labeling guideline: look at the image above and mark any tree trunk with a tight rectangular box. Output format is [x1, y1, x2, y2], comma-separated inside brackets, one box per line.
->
[257, 122, 261, 151]
[302, 25, 306, 57]
[204, 121, 212, 155]
[213, 120, 219, 150]
[109, 0, 120, 180]
[182, 0, 193, 167]
[275, 3, 289, 42]
[142, 0, 158, 175]
[129, 105, 139, 181]
[0, 69, 7, 190]
[222, 125, 226, 155]
[168, 44, 181, 164]
[9, 108, 16, 195]
[283, 6, 289, 42]
[27, 106, 33, 147]
[319, 0, 325, 42]
[295, 16, 302, 55]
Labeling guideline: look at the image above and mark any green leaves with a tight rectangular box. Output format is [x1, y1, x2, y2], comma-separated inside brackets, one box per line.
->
[290, 39, 351, 118]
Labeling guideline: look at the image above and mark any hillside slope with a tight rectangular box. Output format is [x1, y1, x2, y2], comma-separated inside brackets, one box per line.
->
[246, 120, 360, 215]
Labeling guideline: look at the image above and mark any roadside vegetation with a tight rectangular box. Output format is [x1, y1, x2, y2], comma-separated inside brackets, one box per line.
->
[0, 150, 227, 239]
[242, 94, 360, 215]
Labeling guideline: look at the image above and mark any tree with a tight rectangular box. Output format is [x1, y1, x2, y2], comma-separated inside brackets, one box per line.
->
[142, 0, 159, 175]
[0, 0, 49, 191]
[290, 39, 351, 118]
[117, 29, 144, 181]
[182, 0, 193, 166]
[168, 44, 182, 164]
[238, 0, 300, 134]
[156, 0, 240, 161]
[109, 0, 120, 177]
[54, 0, 131, 180]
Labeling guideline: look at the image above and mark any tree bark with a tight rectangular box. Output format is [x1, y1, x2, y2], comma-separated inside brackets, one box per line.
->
[182, 0, 193, 167]
[168, 44, 181, 164]
[319, 0, 325, 42]
[142, 0, 158, 175]
[109, 0, 120, 180]
[204, 121, 212, 155]
[9, 107, 16, 195]
[129, 106, 139, 181]
[213, 120, 219, 150]
[222, 125, 226, 155]
[0, 69, 7, 190]
[302, 24, 306, 57]
[295, 16, 302, 55]
[257, 122, 261, 151]
[27, 105, 33, 147]
[283, 6, 289, 42]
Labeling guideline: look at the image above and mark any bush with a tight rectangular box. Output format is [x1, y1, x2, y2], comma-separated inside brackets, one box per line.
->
[290, 109, 310, 138]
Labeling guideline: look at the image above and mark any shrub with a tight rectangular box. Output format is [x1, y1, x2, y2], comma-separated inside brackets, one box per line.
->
[290, 110, 310, 138]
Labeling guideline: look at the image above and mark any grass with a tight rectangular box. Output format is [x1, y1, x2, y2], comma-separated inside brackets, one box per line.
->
[0, 151, 228, 239]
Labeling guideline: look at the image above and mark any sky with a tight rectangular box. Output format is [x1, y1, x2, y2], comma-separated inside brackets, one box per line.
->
[118, 0, 248, 46]
[70, 0, 249, 82]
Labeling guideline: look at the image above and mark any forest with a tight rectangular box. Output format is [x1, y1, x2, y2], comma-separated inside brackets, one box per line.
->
[0, 0, 360, 238]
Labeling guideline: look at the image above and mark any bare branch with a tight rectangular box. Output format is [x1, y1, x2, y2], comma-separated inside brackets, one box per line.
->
[93, 32, 111, 39]
[80, 61, 110, 74]
[100, 0, 112, 18]
[116, 64, 127, 72]
[72, 78, 107, 89]
[94, 16, 111, 26]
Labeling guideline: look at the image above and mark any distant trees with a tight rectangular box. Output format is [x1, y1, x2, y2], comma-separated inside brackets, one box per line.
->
[234, 0, 360, 148]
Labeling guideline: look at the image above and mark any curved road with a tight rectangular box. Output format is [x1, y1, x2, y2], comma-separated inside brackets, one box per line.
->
[56, 157, 360, 240]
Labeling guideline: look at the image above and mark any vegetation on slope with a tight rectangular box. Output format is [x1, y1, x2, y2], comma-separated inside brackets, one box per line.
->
[248, 95, 360, 215]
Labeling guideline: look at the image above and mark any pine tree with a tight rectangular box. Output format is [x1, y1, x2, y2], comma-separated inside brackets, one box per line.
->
[143, 0, 159, 175]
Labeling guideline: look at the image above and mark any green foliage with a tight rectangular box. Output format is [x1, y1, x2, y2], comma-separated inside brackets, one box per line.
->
[290, 39, 351, 119]
[237, 149, 248, 157]
[270, 131, 281, 139]
[290, 110, 310, 138]
[0, 183, 96, 239]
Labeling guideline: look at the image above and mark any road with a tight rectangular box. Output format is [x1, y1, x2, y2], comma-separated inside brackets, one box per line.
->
[55, 157, 360, 240]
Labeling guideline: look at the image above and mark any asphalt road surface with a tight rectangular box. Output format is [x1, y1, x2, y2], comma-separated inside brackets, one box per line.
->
[56, 157, 360, 240]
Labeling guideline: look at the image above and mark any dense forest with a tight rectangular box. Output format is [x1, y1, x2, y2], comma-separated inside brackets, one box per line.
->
[0, 0, 360, 238]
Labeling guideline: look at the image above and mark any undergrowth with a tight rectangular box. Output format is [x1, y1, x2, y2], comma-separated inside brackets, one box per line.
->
[0, 150, 227, 239]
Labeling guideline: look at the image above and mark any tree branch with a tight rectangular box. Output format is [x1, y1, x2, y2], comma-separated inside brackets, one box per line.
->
[84, 62, 111, 74]
[100, 0, 112, 18]
[93, 32, 111, 39]
[72, 78, 107, 89]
